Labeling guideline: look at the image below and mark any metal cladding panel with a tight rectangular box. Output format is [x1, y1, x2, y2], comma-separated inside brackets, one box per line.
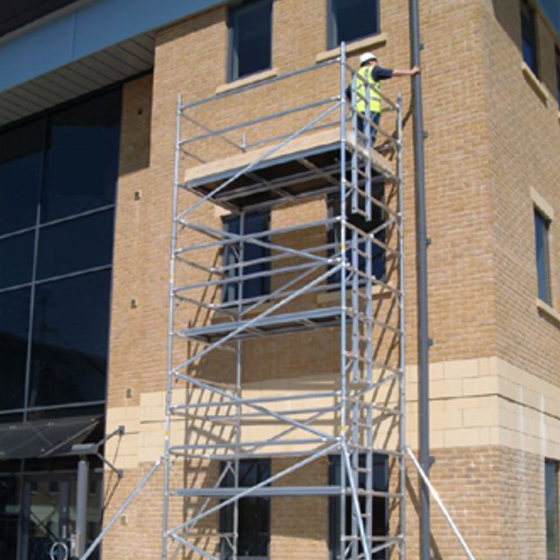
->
[0, 0, 221, 93]
[0, 33, 154, 127]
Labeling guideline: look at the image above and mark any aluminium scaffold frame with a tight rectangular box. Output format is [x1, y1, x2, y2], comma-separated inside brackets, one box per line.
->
[162, 45, 406, 560]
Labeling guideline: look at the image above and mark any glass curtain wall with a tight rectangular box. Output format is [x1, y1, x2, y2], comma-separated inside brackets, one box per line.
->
[0, 88, 121, 423]
[0, 85, 121, 560]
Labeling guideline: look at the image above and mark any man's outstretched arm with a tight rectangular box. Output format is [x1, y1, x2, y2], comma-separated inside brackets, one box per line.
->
[392, 65, 420, 77]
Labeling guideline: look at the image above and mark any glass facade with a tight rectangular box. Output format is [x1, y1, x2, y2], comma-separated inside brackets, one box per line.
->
[0, 88, 121, 422]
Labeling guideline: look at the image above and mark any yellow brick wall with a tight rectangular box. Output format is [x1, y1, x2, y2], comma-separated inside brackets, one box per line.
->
[102, 0, 560, 558]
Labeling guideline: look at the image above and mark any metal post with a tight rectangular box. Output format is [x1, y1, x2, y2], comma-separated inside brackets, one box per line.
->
[396, 93, 407, 560]
[76, 459, 89, 557]
[162, 94, 183, 560]
[408, 1, 431, 559]
[339, 41, 348, 560]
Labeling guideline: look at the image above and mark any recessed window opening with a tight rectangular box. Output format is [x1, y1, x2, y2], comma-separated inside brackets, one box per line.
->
[220, 459, 271, 560]
[222, 211, 271, 305]
[521, 0, 539, 76]
[546, 459, 560, 560]
[228, 0, 273, 82]
[534, 208, 552, 305]
[328, 453, 389, 560]
[328, 0, 379, 49]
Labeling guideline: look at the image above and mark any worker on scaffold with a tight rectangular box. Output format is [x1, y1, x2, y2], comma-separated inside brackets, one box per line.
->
[355, 52, 420, 146]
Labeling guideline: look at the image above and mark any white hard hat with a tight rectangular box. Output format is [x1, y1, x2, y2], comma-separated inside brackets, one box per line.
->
[359, 52, 377, 65]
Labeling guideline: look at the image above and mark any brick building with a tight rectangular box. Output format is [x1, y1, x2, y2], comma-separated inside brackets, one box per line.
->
[1, 0, 560, 559]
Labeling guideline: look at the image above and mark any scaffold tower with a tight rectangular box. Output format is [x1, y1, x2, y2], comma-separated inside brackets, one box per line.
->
[162, 46, 405, 560]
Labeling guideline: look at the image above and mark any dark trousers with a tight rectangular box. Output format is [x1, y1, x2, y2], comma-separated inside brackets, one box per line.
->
[357, 112, 381, 145]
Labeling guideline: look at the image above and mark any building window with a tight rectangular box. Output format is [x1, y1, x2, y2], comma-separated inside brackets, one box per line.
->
[555, 47, 560, 108]
[534, 208, 552, 305]
[228, 0, 272, 82]
[223, 211, 271, 305]
[327, 190, 386, 286]
[327, 0, 379, 50]
[546, 459, 559, 560]
[521, 0, 538, 76]
[0, 88, 120, 421]
[220, 459, 271, 560]
[328, 454, 388, 560]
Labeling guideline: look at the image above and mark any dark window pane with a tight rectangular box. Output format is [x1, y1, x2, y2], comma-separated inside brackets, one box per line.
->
[534, 210, 551, 304]
[41, 90, 121, 223]
[0, 288, 31, 412]
[220, 459, 271, 560]
[0, 475, 19, 560]
[29, 270, 111, 407]
[223, 212, 270, 304]
[327, 188, 385, 286]
[0, 121, 43, 235]
[0, 232, 34, 289]
[546, 459, 560, 560]
[329, 0, 379, 48]
[328, 454, 388, 560]
[37, 210, 114, 280]
[521, 0, 538, 76]
[556, 49, 560, 108]
[230, 0, 272, 81]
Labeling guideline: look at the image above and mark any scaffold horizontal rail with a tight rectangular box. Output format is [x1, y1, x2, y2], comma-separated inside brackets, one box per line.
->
[177, 306, 345, 342]
[170, 486, 403, 498]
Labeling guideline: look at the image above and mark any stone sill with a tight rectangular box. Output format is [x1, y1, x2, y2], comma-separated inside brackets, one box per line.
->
[530, 187, 554, 221]
[316, 33, 388, 64]
[536, 298, 560, 326]
[521, 62, 549, 106]
[216, 68, 278, 95]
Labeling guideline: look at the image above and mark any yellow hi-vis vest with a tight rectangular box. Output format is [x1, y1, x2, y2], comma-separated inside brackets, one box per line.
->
[355, 65, 381, 114]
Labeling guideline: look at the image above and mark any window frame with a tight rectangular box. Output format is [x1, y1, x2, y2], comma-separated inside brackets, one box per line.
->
[219, 458, 271, 560]
[534, 207, 553, 306]
[326, 189, 386, 287]
[327, 0, 380, 50]
[555, 46, 560, 109]
[521, 0, 539, 77]
[227, 0, 273, 83]
[222, 210, 271, 306]
[546, 459, 560, 560]
[328, 453, 389, 560]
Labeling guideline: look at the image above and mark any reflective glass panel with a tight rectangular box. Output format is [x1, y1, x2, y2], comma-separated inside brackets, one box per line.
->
[0, 288, 31, 412]
[29, 270, 111, 407]
[37, 210, 114, 280]
[0, 121, 43, 235]
[41, 90, 121, 223]
[0, 231, 35, 289]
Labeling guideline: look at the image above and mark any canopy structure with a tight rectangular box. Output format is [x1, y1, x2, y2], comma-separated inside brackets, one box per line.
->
[0, 415, 99, 460]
